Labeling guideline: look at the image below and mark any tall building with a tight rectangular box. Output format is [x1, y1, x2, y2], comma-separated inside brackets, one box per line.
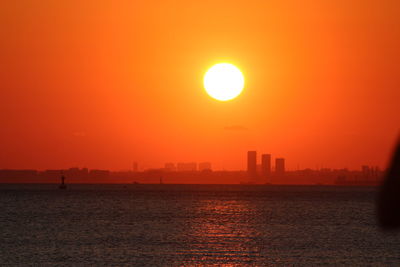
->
[275, 158, 285, 175]
[247, 151, 257, 178]
[261, 154, 271, 177]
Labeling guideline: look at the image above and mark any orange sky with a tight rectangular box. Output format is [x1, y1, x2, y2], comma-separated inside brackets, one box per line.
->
[1, 0, 399, 171]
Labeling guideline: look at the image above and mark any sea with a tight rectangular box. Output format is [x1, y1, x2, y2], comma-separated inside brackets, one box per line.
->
[0, 184, 399, 266]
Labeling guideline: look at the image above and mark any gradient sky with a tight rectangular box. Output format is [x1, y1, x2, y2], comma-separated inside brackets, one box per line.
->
[1, 0, 399, 170]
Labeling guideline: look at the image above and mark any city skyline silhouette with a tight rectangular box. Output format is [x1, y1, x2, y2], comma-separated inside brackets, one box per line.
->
[0, 150, 384, 185]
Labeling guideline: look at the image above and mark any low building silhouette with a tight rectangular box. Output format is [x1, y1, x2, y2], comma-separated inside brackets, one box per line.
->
[164, 163, 176, 172]
[199, 162, 212, 171]
[0, 169, 38, 180]
[177, 162, 197, 172]
[89, 169, 110, 179]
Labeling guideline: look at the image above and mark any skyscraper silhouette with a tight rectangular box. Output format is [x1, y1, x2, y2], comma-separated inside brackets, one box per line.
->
[247, 151, 257, 178]
[261, 154, 271, 178]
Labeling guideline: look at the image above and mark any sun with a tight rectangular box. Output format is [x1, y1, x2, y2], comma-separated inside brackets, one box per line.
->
[203, 63, 245, 101]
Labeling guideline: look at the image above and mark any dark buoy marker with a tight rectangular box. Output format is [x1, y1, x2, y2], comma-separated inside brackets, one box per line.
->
[59, 173, 67, 190]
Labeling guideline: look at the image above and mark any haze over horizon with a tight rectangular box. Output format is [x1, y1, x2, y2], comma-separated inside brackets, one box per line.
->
[1, 0, 399, 171]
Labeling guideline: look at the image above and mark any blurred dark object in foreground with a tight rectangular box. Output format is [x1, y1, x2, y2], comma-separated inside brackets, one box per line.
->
[378, 140, 400, 230]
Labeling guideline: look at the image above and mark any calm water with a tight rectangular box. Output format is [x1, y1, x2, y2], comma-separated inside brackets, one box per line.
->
[0, 184, 399, 266]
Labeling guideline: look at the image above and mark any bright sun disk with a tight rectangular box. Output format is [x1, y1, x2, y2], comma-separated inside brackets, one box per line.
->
[203, 63, 244, 101]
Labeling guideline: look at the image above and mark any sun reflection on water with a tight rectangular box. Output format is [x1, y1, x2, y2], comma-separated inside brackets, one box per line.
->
[178, 199, 264, 265]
